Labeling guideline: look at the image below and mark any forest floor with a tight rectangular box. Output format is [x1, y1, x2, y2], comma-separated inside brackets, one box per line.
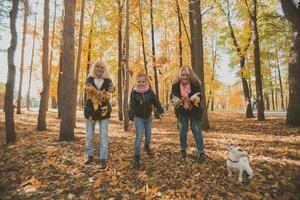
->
[0, 109, 299, 200]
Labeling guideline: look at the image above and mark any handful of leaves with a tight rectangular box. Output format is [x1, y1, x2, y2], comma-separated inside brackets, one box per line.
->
[190, 92, 201, 107]
[86, 83, 110, 111]
[171, 92, 201, 109]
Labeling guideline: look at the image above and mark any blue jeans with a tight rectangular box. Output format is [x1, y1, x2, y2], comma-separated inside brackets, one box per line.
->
[178, 114, 204, 153]
[134, 116, 152, 156]
[86, 118, 109, 160]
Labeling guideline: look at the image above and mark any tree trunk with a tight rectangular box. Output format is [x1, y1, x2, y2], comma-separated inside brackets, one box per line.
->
[49, 0, 57, 82]
[49, 0, 57, 109]
[280, 1, 300, 126]
[85, 6, 96, 78]
[222, 4, 254, 118]
[269, 60, 275, 111]
[138, 0, 148, 74]
[73, 0, 85, 126]
[285, 77, 289, 110]
[123, 0, 130, 131]
[249, 0, 265, 120]
[57, 41, 63, 118]
[188, 0, 210, 130]
[117, 0, 124, 121]
[27, 6, 37, 111]
[51, 96, 57, 109]
[265, 93, 270, 111]
[206, 37, 217, 112]
[37, 0, 50, 130]
[5, 0, 19, 144]
[59, 0, 76, 140]
[57, 9, 64, 118]
[274, 70, 278, 110]
[16, 0, 29, 114]
[275, 46, 285, 110]
[249, 77, 252, 97]
[150, 0, 160, 119]
[241, 57, 255, 118]
[176, 0, 183, 67]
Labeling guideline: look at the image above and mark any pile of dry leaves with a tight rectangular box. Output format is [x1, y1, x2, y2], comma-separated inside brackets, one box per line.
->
[0, 110, 299, 199]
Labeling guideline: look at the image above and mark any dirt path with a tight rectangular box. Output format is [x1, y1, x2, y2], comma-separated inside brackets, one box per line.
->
[0, 110, 299, 199]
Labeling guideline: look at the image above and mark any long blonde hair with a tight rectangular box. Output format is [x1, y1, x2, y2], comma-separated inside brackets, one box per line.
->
[174, 66, 201, 86]
[89, 60, 110, 79]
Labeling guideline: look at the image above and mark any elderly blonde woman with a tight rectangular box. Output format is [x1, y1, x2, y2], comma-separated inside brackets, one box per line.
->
[171, 66, 205, 164]
[84, 60, 114, 171]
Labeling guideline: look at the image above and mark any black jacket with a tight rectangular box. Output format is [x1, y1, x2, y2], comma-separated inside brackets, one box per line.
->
[84, 77, 113, 120]
[129, 89, 164, 120]
[171, 81, 203, 120]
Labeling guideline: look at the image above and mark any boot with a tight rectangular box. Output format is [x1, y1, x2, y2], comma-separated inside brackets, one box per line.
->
[197, 152, 205, 164]
[133, 156, 140, 170]
[99, 159, 109, 172]
[84, 156, 93, 165]
[180, 149, 187, 160]
[144, 145, 153, 158]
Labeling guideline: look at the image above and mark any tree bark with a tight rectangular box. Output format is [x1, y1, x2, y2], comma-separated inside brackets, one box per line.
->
[37, 0, 50, 130]
[188, 0, 210, 130]
[274, 69, 278, 110]
[27, 5, 38, 111]
[16, 0, 28, 114]
[138, 0, 148, 74]
[83, 6, 96, 105]
[206, 37, 217, 112]
[123, 0, 130, 131]
[221, 3, 254, 118]
[176, 0, 183, 67]
[5, 0, 19, 144]
[150, 0, 160, 119]
[265, 93, 270, 111]
[281, 0, 300, 126]
[248, 0, 265, 120]
[117, 0, 124, 121]
[73, 0, 85, 126]
[249, 77, 252, 97]
[275, 45, 285, 110]
[59, 0, 76, 140]
[49, 0, 57, 81]
[57, 9, 64, 118]
[269, 60, 275, 110]
[49, 0, 57, 110]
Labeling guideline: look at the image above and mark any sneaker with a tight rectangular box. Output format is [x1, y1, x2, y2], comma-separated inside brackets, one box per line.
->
[99, 159, 109, 172]
[145, 145, 153, 158]
[180, 149, 187, 160]
[133, 156, 140, 170]
[197, 152, 205, 164]
[84, 156, 93, 165]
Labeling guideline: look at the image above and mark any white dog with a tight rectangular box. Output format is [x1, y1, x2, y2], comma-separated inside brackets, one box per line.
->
[226, 146, 254, 183]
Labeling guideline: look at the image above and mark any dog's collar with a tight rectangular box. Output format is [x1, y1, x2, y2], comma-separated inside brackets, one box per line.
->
[228, 157, 240, 163]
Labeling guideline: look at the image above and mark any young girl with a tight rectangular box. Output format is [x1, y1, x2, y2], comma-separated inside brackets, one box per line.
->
[129, 73, 164, 170]
[84, 60, 114, 171]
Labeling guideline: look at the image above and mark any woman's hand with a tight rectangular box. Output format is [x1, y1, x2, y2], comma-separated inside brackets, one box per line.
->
[86, 85, 97, 94]
[190, 95, 200, 107]
[171, 95, 182, 107]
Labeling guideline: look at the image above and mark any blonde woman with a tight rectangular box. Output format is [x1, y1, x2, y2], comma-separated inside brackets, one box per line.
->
[171, 66, 205, 163]
[84, 60, 114, 171]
